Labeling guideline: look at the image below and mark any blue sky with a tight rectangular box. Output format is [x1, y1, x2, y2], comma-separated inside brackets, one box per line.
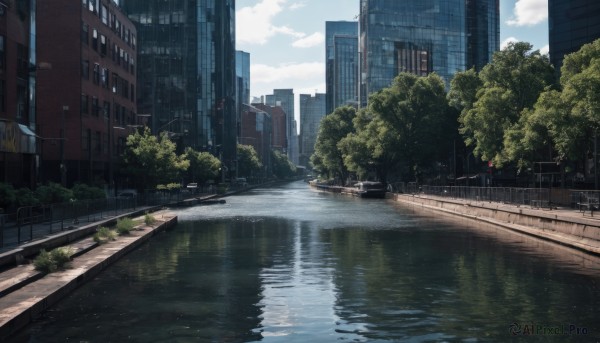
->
[236, 0, 549, 120]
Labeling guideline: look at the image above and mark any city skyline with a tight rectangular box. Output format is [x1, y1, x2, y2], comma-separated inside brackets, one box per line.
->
[237, 0, 550, 122]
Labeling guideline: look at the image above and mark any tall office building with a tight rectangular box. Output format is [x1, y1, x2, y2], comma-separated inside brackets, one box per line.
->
[265, 89, 295, 161]
[236, 50, 250, 140]
[548, 0, 600, 73]
[0, 0, 36, 188]
[299, 93, 326, 167]
[122, 0, 237, 177]
[359, 0, 499, 96]
[37, 0, 137, 189]
[326, 21, 358, 114]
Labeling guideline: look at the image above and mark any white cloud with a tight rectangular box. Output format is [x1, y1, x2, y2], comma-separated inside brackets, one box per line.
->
[236, 0, 308, 45]
[501, 37, 520, 50]
[506, 0, 548, 27]
[540, 44, 550, 55]
[252, 62, 325, 84]
[292, 32, 325, 48]
[289, 2, 306, 10]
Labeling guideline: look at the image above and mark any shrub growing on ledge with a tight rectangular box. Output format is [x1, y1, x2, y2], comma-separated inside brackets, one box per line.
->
[33, 247, 74, 273]
[144, 213, 157, 226]
[116, 217, 135, 235]
[93, 226, 117, 244]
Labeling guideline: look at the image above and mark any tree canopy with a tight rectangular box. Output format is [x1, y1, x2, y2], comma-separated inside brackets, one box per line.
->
[121, 127, 189, 191]
[237, 144, 262, 178]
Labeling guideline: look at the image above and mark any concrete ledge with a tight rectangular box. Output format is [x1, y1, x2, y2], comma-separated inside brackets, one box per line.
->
[0, 212, 177, 340]
[393, 194, 600, 255]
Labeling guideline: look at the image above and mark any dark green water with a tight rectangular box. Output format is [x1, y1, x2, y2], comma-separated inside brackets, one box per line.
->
[10, 182, 600, 342]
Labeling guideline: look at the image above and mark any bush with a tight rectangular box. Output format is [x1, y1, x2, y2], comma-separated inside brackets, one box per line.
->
[72, 183, 106, 200]
[116, 217, 135, 235]
[0, 182, 16, 210]
[16, 188, 40, 207]
[36, 183, 74, 204]
[33, 247, 73, 273]
[93, 226, 117, 244]
[144, 213, 157, 226]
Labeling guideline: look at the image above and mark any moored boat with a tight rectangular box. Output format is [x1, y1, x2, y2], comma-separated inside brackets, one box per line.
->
[345, 181, 387, 198]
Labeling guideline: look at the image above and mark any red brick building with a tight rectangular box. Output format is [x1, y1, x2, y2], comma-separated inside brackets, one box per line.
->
[37, 0, 136, 189]
[240, 104, 272, 175]
[0, 1, 36, 189]
[252, 103, 287, 153]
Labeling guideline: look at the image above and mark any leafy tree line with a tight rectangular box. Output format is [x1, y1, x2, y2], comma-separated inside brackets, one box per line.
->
[311, 39, 600, 187]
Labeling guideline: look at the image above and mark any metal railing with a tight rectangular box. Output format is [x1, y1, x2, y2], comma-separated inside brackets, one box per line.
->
[389, 183, 600, 210]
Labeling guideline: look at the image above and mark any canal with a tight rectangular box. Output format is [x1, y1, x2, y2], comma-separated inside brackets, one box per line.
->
[10, 181, 600, 342]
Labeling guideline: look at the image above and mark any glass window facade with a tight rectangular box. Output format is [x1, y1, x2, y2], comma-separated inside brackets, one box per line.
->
[549, 0, 600, 73]
[299, 93, 326, 167]
[360, 0, 499, 96]
[122, 0, 237, 173]
[325, 21, 358, 114]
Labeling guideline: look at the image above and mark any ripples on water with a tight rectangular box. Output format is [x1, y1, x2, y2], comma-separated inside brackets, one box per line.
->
[10, 181, 600, 342]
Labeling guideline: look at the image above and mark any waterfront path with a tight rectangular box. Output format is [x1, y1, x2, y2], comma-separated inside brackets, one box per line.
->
[392, 192, 600, 255]
[0, 210, 178, 340]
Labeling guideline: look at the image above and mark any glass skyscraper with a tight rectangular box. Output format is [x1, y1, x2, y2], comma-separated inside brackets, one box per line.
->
[122, 0, 237, 175]
[299, 93, 326, 167]
[359, 0, 499, 96]
[326, 21, 358, 114]
[549, 0, 600, 73]
[236, 50, 251, 139]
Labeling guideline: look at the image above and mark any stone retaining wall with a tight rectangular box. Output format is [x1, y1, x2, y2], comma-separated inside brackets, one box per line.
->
[392, 194, 600, 255]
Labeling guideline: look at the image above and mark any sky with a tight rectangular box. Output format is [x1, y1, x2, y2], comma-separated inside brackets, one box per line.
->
[236, 0, 550, 123]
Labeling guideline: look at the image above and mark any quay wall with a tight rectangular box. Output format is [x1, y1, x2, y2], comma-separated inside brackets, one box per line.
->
[391, 194, 600, 255]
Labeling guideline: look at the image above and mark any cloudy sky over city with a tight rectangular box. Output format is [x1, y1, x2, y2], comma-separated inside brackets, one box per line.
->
[236, 0, 549, 119]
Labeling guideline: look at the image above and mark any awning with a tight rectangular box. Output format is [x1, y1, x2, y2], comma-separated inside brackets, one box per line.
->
[0, 121, 37, 154]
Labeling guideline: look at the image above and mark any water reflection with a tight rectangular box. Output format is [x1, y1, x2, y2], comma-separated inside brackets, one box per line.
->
[10, 182, 600, 342]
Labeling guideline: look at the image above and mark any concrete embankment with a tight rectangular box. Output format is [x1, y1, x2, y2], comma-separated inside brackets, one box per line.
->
[0, 211, 177, 340]
[391, 193, 600, 255]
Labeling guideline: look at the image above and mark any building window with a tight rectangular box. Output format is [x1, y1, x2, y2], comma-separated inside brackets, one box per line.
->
[81, 94, 89, 114]
[81, 23, 89, 46]
[103, 101, 110, 119]
[81, 60, 89, 80]
[114, 103, 121, 123]
[17, 83, 27, 119]
[92, 29, 98, 51]
[100, 34, 107, 55]
[121, 78, 128, 98]
[88, 0, 94, 13]
[130, 84, 135, 102]
[101, 67, 109, 88]
[101, 5, 108, 25]
[130, 57, 135, 75]
[82, 0, 87, 8]
[124, 28, 130, 44]
[112, 73, 118, 93]
[102, 133, 108, 154]
[131, 34, 136, 50]
[93, 63, 100, 84]
[92, 97, 99, 116]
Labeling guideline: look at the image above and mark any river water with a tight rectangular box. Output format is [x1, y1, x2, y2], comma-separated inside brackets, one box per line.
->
[10, 181, 600, 342]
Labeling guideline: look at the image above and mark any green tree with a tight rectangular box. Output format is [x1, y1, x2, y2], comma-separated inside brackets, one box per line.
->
[458, 42, 555, 167]
[509, 39, 600, 174]
[183, 147, 221, 186]
[121, 127, 189, 191]
[72, 183, 105, 200]
[311, 106, 356, 182]
[271, 149, 296, 179]
[365, 73, 453, 182]
[237, 144, 262, 178]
